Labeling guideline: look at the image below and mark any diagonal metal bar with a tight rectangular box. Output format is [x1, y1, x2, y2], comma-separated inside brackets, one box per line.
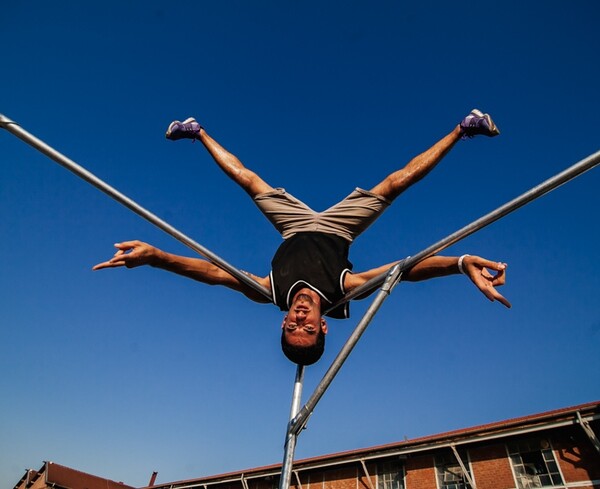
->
[282, 149, 600, 489]
[329, 148, 600, 309]
[450, 444, 477, 489]
[279, 265, 403, 489]
[577, 411, 600, 455]
[292, 471, 302, 489]
[360, 459, 376, 489]
[0, 113, 272, 301]
[292, 264, 403, 435]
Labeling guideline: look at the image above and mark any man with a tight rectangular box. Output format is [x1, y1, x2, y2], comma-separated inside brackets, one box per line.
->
[94, 109, 510, 365]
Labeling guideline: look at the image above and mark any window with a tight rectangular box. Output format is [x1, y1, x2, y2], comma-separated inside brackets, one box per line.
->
[377, 460, 404, 489]
[434, 450, 473, 489]
[507, 438, 564, 488]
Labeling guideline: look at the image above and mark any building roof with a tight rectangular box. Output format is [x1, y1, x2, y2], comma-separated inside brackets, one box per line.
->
[146, 400, 600, 489]
[13, 461, 136, 489]
[13, 400, 599, 489]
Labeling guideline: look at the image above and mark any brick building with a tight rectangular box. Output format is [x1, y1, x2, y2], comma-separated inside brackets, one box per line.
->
[13, 401, 600, 489]
[13, 461, 135, 489]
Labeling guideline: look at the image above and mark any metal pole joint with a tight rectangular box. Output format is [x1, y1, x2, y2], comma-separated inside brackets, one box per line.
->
[290, 407, 311, 436]
[381, 263, 403, 294]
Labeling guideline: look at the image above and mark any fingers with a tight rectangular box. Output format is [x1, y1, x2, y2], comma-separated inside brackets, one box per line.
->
[467, 258, 511, 308]
[481, 275, 511, 308]
[488, 288, 512, 308]
[466, 256, 508, 285]
[478, 278, 511, 308]
[92, 241, 142, 271]
[478, 259, 507, 274]
[480, 268, 494, 280]
[496, 294, 512, 308]
[491, 267, 506, 286]
[92, 259, 126, 271]
[115, 240, 141, 250]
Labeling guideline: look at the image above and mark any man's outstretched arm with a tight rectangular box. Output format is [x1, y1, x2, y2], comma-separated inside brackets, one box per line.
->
[93, 241, 272, 303]
[345, 255, 511, 308]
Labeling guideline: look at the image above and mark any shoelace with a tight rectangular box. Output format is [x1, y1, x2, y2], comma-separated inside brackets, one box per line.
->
[460, 116, 488, 139]
[181, 122, 201, 142]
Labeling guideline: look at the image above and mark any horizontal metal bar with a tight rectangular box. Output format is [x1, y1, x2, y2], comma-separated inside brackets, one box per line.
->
[0, 113, 272, 301]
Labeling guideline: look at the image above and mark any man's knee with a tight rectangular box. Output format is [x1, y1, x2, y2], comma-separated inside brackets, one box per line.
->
[241, 170, 272, 197]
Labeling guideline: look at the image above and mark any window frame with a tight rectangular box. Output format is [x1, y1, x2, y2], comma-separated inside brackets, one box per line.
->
[376, 459, 405, 489]
[506, 437, 565, 489]
[434, 449, 474, 489]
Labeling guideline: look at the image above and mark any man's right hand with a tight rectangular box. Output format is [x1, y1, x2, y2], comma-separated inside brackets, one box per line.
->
[92, 240, 272, 304]
[92, 241, 160, 270]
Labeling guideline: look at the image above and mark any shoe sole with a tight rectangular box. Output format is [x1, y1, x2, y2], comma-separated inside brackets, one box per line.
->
[471, 109, 500, 136]
[165, 120, 180, 138]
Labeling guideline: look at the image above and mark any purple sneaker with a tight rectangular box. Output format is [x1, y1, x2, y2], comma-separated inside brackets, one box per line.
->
[165, 117, 202, 141]
[460, 109, 500, 139]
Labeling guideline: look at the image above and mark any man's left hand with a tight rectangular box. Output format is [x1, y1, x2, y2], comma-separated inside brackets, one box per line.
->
[463, 255, 511, 308]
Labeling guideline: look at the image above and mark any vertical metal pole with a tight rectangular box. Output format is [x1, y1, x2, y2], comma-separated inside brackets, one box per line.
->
[278, 266, 402, 489]
[0, 113, 272, 301]
[290, 265, 403, 436]
[279, 365, 305, 489]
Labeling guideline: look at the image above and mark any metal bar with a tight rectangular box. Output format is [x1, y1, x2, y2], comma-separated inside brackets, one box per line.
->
[360, 460, 376, 489]
[292, 471, 302, 489]
[577, 411, 600, 455]
[332, 149, 600, 307]
[279, 366, 305, 489]
[280, 264, 399, 489]
[449, 444, 476, 489]
[0, 113, 272, 301]
[283, 143, 600, 483]
[290, 265, 403, 436]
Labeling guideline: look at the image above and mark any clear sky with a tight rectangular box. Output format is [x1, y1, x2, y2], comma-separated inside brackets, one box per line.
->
[1, 2, 599, 488]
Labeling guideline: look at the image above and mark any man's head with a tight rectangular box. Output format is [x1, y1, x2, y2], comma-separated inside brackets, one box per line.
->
[281, 288, 328, 366]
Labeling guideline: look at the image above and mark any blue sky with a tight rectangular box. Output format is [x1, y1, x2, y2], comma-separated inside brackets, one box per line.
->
[1, 1, 599, 487]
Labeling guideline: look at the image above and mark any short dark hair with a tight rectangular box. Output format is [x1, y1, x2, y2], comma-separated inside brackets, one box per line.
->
[281, 328, 326, 366]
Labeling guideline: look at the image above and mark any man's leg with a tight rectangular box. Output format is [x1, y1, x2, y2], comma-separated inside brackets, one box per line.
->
[369, 126, 461, 201]
[166, 117, 317, 238]
[370, 109, 499, 202]
[166, 118, 272, 198]
[315, 110, 500, 242]
[198, 129, 274, 197]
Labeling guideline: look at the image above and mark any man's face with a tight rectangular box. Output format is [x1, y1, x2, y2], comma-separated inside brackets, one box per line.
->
[282, 288, 328, 347]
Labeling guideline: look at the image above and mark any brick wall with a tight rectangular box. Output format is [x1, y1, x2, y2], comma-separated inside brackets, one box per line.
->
[470, 443, 515, 489]
[405, 455, 436, 489]
[552, 426, 600, 485]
